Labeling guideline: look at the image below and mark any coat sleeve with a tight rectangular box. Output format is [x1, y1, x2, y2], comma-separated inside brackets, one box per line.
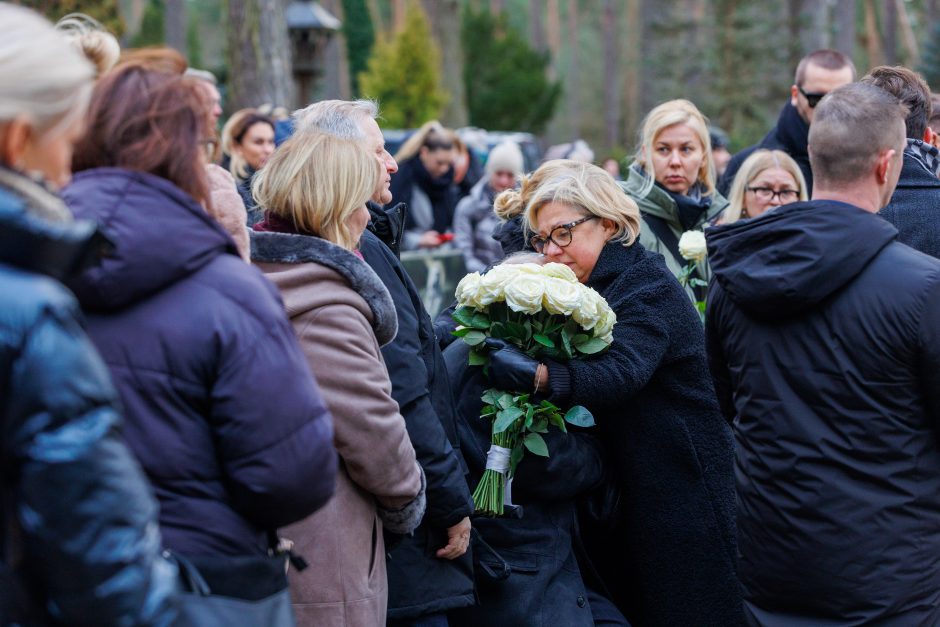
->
[705, 281, 737, 424]
[510, 430, 606, 502]
[7, 296, 178, 627]
[918, 275, 940, 427]
[209, 305, 338, 531]
[453, 197, 484, 273]
[296, 304, 423, 510]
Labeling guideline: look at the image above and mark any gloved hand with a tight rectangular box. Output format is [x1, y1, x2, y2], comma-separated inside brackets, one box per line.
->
[485, 338, 540, 393]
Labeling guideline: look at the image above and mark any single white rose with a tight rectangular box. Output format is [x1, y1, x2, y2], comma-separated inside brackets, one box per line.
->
[476, 265, 515, 305]
[455, 272, 483, 307]
[540, 262, 578, 283]
[572, 287, 602, 330]
[678, 230, 708, 263]
[542, 277, 583, 316]
[593, 307, 617, 342]
[503, 274, 546, 314]
[514, 263, 545, 275]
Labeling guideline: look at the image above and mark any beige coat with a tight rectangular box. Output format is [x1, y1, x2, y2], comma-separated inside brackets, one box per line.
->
[252, 230, 424, 627]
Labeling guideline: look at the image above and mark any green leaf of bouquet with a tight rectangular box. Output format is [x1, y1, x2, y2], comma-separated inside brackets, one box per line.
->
[498, 394, 515, 410]
[452, 307, 476, 327]
[463, 330, 486, 346]
[505, 321, 528, 341]
[533, 334, 555, 348]
[482, 389, 502, 405]
[575, 338, 609, 355]
[531, 417, 549, 433]
[480, 406, 497, 418]
[494, 407, 525, 433]
[549, 411, 567, 432]
[489, 322, 509, 339]
[560, 329, 573, 359]
[468, 350, 488, 366]
[470, 312, 491, 329]
[451, 327, 473, 338]
[524, 432, 549, 457]
[564, 405, 596, 427]
[572, 334, 589, 346]
[510, 443, 525, 475]
[696, 301, 707, 313]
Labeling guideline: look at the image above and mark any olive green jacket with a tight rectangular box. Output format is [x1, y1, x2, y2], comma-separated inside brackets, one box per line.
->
[619, 166, 728, 299]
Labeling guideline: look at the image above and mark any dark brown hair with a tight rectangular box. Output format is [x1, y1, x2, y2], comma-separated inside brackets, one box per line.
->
[72, 63, 211, 206]
[861, 66, 932, 139]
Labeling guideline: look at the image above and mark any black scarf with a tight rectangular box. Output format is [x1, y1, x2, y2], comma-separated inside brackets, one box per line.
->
[655, 181, 713, 232]
[399, 156, 457, 233]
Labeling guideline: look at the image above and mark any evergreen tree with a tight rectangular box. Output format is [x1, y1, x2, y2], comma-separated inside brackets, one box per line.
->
[920, 20, 940, 91]
[460, 6, 560, 134]
[24, 0, 124, 35]
[358, 1, 448, 128]
[132, 0, 165, 47]
[342, 0, 374, 97]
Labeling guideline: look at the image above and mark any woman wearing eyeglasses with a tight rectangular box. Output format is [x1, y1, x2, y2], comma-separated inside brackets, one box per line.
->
[621, 99, 728, 300]
[721, 149, 808, 223]
[475, 159, 741, 626]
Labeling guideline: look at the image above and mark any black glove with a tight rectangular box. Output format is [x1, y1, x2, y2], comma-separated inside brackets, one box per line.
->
[485, 338, 539, 393]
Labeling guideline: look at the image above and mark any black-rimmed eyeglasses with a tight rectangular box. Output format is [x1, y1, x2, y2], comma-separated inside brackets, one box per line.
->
[798, 85, 826, 108]
[530, 216, 598, 253]
[746, 187, 800, 203]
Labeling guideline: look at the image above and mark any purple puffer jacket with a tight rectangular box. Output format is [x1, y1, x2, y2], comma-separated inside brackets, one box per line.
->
[64, 168, 337, 557]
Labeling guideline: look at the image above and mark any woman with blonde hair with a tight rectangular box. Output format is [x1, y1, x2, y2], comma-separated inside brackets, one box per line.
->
[389, 120, 459, 249]
[251, 130, 426, 627]
[220, 108, 276, 221]
[722, 149, 808, 222]
[55, 13, 120, 77]
[622, 99, 729, 298]
[468, 158, 740, 625]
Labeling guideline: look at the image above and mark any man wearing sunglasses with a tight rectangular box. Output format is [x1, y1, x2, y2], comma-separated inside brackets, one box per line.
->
[718, 49, 855, 197]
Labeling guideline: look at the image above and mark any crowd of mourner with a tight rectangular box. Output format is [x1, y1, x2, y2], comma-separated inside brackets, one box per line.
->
[4, 4, 940, 627]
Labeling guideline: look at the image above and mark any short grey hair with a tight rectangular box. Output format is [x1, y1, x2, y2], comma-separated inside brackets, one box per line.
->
[292, 99, 379, 140]
[808, 83, 908, 187]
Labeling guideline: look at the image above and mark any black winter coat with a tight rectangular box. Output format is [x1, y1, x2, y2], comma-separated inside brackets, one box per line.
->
[443, 342, 605, 627]
[0, 173, 178, 626]
[550, 241, 742, 627]
[63, 168, 337, 559]
[879, 150, 940, 260]
[706, 200, 940, 625]
[718, 101, 811, 196]
[360, 212, 475, 619]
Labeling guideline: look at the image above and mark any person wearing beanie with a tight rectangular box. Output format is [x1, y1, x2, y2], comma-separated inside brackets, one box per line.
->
[453, 141, 525, 272]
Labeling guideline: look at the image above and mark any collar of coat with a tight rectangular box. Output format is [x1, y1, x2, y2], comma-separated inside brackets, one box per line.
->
[250, 230, 398, 346]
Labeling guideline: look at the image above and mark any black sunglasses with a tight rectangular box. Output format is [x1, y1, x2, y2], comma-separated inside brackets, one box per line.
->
[798, 86, 826, 108]
[530, 216, 597, 253]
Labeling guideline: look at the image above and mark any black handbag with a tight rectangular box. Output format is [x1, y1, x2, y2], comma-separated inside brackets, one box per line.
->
[167, 548, 296, 627]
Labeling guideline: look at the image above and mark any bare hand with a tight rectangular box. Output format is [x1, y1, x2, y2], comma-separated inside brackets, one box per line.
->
[418, 230, 443, 248]
[436, 517, 471, 560]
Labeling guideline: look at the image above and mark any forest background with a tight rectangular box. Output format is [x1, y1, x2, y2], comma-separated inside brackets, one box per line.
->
[20, 0, 940, 159]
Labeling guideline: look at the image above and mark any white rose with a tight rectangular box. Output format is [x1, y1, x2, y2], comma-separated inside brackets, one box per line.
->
[541, 262, 578, 283]
[455, 272, 483, 307]
[476, 265, 515, 305]
[678, 230, 708, 263]
[593, 307, 617, 342]
[542, 277, 583, 316]
[514, 263, 545, 275]
[572, 287, 602, 330]
[503, 274, 546, 314]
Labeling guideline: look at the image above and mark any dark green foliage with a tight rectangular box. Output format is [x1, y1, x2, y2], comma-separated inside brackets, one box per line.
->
[186, 8, 202, 68]
[460, 6, 560, 134]
[19, 0, 124, 35]
[341, 0, 374, 96]
[132, 0, 164, 47]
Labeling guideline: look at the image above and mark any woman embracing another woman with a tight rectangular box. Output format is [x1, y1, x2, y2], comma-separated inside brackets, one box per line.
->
[250, 129, 426, 627]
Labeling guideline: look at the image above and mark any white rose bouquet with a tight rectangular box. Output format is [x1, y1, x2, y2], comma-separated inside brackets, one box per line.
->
[677, 230, 709, 320]
[452, 262, 616, 516]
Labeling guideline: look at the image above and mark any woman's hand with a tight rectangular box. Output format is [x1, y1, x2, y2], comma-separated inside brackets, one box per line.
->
[485, 338, 545, 393]
[436, 517, 471, 560]
[418, 230, 443, 248]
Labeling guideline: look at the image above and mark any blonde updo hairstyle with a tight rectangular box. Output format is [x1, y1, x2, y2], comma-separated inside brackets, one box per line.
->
[633, 98, 716, 196]
[252, 131, 381, 250]
[723, 149, 808, 223]
[494, 159, 642, 247]
[55, 13, 121, 78]
[0, 5, 94, 141]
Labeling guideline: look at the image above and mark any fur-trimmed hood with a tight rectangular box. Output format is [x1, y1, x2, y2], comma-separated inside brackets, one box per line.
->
[251, 230, 398, 345]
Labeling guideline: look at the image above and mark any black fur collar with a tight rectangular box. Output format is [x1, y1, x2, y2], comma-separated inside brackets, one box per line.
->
[250, 230, 398, 345]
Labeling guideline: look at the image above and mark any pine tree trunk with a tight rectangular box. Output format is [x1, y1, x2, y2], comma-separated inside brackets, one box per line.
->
[834, 0, 855, 58]
[566, 0, 580, 137]
[602, 0, 620, 150]
[895, 0, 919, 65]
[164, 0, 187, 55]
[392, 0, 407, 31]
[864, 0, 884, 67]
[622, 0, 641, 143]
[546, 0, 561, 79]
[423, 0, 467, 126]
[882, 0, 898, 64]
[529, 0, 545, 52]
[226, 0, 295, 110]
[800, 0, 829, 52]
[320, 0, 351, 100]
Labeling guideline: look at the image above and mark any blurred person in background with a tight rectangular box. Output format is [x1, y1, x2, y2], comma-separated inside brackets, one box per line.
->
[63, 62, 338, 621]
[453, 140, 525, 272]
[709, 126, 732, 178]
[451, 130, 483, 199]
[221, 108, 276, 223]
[390, 120, 459, 250]
[721, 149, 807, 223]
[55, 12, 120, 78]
[602, 157, 622, 180]
[0, 6, 177, 625]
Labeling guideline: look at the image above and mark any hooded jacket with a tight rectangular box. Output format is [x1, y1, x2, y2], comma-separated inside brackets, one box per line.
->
[879, 145, 940, 260]
[706, 200, 940, 625]
[453, 177, 504, 273]
[0, 169, 178, 626]
[63, 168, 337, 559]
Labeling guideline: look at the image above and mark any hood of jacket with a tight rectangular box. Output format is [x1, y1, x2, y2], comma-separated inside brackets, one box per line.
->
[621, 165, 728, 229]
[764, 101, 809, 159]
[367, 200, 407, 256]
[707, 200, 897, 319]
[0, 167, 107, 283]
[250, 230, 397, 345]
[63, 168, 239, 311]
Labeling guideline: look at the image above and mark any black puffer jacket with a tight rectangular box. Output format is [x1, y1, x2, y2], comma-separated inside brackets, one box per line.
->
[0, 171, 178, 626]
[707, 200, 940, 625]
[360, 207, 475, 620]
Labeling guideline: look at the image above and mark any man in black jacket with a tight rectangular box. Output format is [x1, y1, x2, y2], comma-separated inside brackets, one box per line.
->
[292, 100, 476, 625]
[707, 83, 940, 625]
[718, 49, 855, 196]
[863, 65, 940, 259]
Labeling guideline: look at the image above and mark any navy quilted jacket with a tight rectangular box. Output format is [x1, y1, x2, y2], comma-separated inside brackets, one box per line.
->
[63, 168, 337, 558]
